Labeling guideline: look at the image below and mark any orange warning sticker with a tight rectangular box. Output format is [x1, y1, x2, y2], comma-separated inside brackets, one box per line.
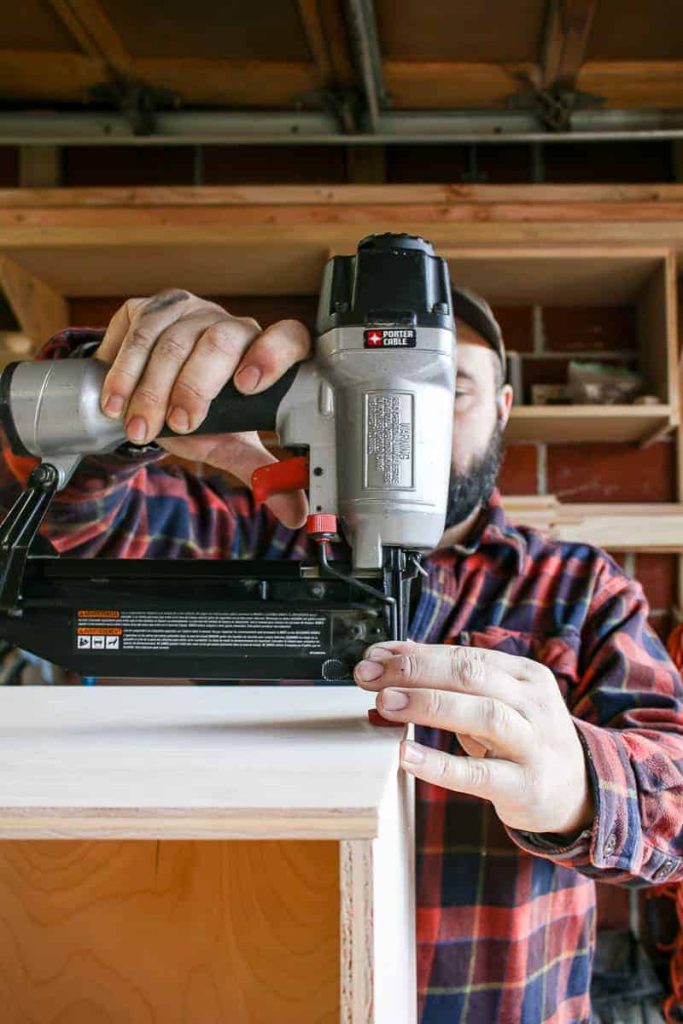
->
[77, 609, 120, 619]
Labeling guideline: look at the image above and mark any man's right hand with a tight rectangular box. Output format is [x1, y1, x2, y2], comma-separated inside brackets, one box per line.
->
[95, 289, 311, 528]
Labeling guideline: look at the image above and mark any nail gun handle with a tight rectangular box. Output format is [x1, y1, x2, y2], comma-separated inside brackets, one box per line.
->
[158, 362, 301, 438]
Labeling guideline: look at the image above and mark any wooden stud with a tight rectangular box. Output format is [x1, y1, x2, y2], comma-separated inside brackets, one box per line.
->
[541, 0, 598, 91]
[0, 255, 68, 352]
[46, 0, 132, 76]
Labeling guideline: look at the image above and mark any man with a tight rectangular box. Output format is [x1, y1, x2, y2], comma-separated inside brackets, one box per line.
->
[1, 287, 682, 1024]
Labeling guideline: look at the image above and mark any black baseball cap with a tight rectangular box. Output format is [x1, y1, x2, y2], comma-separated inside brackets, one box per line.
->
[451, 284, 506, 371]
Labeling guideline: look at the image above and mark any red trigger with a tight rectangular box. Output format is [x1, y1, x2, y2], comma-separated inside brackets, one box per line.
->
[251, 456, 309, 505]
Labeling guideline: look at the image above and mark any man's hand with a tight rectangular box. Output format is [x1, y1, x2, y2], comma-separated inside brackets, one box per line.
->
[94, 290, 311, 527]
[354, 640, 594, 838]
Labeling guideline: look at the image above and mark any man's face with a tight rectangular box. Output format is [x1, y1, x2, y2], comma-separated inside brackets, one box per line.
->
[446, 320, 513, 526]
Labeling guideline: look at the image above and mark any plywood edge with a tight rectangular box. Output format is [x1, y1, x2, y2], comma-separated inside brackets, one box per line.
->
[340, 839, 374, 1023]
[340, 732, 415, 1023]
[0, 806, 379, 841]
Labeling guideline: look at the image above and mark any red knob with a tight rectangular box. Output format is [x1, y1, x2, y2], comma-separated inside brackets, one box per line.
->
[307, 513, 338, 537]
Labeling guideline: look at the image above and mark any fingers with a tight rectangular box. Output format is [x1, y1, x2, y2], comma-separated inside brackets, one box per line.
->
[128, 315, 261, 443]
[400, 740, 523, 800]
[96, 298, 310, 446]
[233, 319, 312, 395]
[375, 687, 531, 760]
[98, 291, 199, 420]
[166, 431, 308, 529]
[354, 640, 531, 711]
[93, 296, 145, 367]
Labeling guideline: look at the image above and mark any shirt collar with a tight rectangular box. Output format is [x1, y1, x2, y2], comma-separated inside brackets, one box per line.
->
[429, 489, 527, 574]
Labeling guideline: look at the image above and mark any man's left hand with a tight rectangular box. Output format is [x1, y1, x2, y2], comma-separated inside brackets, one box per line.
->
[354, 641, 594, 838]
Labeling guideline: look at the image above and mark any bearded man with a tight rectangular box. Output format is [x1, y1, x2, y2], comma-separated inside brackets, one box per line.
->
[1, 286, 681, 1024]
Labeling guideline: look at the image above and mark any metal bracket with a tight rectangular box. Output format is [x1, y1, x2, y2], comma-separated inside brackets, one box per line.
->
[508, 78, 603, 133]
[87, 81, 181, 137]
[294, 87, 361, 134]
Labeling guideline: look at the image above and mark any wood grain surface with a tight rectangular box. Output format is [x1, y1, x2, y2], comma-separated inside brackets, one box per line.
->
[0, 838, 339, 1024]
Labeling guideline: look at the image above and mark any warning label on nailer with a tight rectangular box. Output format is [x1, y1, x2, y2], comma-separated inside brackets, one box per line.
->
[75, 609, 329, 657]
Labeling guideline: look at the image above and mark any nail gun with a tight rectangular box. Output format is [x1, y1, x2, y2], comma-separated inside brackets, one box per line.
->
[0, 233, 455, 682]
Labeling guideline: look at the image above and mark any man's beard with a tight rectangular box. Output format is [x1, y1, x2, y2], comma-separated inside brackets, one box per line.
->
[445, 420, 503, 527]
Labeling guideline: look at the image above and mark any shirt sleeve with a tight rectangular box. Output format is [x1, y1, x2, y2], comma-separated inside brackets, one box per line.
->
[508, 555, 683, 887]
[0, 328, 310, 562]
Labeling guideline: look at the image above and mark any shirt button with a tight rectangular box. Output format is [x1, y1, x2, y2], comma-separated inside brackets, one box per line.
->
[603, 833, 617, 857]
[654, 859, 675, 882]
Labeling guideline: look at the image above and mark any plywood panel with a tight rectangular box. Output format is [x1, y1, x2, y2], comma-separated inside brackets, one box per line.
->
[0, 838, 339, 1024]
[0, 687, 403, 840]
[507, 404, 673, 444]
[637, 252, 678, 406]
[444, 249, 662, 305]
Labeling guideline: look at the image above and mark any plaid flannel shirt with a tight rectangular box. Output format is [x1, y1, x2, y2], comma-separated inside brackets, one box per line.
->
[2, 328, 683, 1024]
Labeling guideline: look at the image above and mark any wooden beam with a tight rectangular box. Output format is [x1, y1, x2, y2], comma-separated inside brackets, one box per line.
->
[7, 195, 683, 266]
[0, 51, 317, 108]
[0, 255, 68, 352]
[1, 46, 682, 110]
[297, 0, 355, 85]
[384, 60, 535, 108]
[45, 0, 131, 76]
[0, 51, 103, 102]
[578, 60, 683, 108]
[4, 184, 683, 207]
[541, 0, 598, 91]
[296, 0, 334, 85]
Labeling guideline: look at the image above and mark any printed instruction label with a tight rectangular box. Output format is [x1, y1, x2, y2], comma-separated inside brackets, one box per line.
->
[363, 390, 414, 489]
[75, 609, 329, 656]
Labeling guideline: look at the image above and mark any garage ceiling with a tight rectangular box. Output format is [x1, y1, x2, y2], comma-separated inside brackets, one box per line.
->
[0, 1, 681, 141]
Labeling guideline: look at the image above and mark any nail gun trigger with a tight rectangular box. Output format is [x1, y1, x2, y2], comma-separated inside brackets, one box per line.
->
[251, 455, 309, 505]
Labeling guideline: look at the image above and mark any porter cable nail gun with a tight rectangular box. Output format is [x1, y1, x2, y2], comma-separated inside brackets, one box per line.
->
[0, 233, 455, 682]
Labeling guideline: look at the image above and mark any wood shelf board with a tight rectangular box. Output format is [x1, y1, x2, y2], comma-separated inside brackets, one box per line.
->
[0, 688, 404, 840]
[443, 248, 666, 305]
[507, 404, 673, 444]
[4, 242, 331, 297]
[1, 242, 672, 303]
[503, 498, 683, 551]
[6, 184, 683, 207]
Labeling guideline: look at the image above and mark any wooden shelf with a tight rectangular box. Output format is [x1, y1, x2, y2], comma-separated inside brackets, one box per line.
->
[507, 404, 675, 445]
[0, 190, 676, 446]
[503, 496, 683, 551]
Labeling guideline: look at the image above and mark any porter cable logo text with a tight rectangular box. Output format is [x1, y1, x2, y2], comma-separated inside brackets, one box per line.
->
[364, 328, 417, 349]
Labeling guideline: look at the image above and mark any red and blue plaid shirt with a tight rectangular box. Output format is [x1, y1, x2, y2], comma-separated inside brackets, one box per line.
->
[2, 329, 683, 1024]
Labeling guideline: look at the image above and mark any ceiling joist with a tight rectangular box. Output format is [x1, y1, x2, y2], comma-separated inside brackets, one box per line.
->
[541, 0, 598, 91]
